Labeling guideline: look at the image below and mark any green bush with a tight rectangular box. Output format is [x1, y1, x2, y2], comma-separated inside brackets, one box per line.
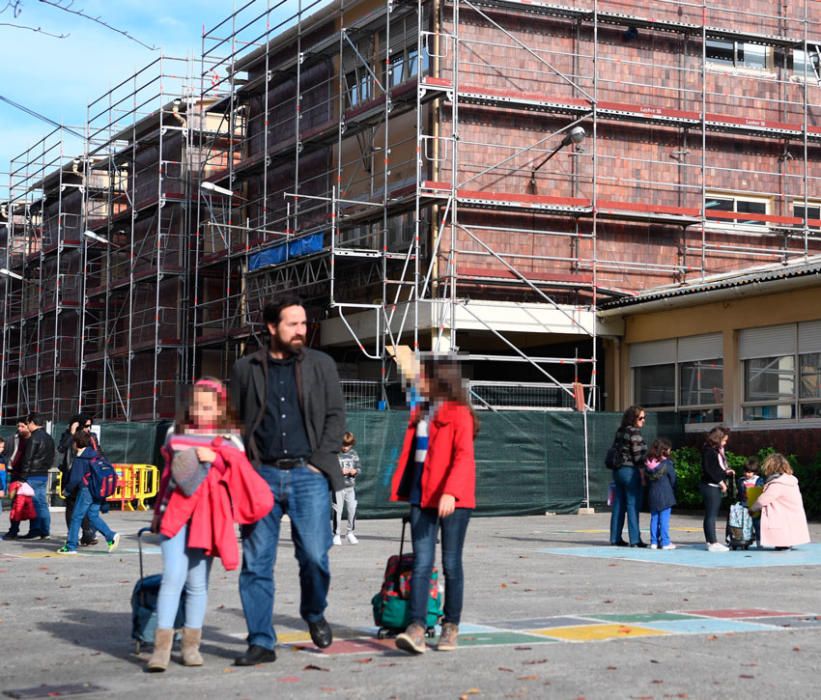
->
[670, 446, 811, 513]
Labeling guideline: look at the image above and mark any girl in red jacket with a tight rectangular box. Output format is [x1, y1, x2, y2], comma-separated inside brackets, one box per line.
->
[391, 356, 478, 654]
[147, 378, 272, 672]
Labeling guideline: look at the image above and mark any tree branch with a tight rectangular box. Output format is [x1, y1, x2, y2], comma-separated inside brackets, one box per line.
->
[0, 21, 68, 38]
[37, 0, 158, 50]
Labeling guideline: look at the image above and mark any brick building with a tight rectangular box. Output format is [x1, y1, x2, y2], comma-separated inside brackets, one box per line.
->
[2, 0, 820, 428]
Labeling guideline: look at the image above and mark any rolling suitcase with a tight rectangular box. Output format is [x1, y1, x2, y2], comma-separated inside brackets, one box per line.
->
[371, 515, 443, 639]
[131, 527, 185, 653]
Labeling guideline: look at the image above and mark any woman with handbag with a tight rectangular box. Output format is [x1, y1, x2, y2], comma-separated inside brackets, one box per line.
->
[608, 406, 648, 548]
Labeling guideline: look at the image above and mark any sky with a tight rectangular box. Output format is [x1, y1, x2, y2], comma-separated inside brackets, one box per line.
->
[0, 0, 241, 188]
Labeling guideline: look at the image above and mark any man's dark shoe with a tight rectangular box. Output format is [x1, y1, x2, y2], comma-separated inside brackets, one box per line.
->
[611, 539, 629, 547]
[2, 532, 18, 540]
[80, 538, 99, 547]
[308, 618, 333, 649]
[234, 645, 277, 666]
[19, 532, 43, 540]
[630, 541, 648, 548]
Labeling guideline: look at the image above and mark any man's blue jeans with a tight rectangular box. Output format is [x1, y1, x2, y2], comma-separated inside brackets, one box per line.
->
[65, 487, 114, 551]
[609, 466, 642, 545]
[408, 505, 472, 627]
[28, 475, 51, 536]
[239, 465, 332, 650]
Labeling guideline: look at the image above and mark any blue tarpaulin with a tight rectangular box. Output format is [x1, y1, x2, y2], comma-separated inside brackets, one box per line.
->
[249, 232, 324, 272]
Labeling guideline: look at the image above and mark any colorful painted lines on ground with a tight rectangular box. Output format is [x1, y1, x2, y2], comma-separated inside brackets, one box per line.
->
[539, 542, 821, 568]
[282, 608, 819, 655]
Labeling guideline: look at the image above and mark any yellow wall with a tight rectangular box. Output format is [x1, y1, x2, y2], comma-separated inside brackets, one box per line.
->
[606, 282, 821, 421]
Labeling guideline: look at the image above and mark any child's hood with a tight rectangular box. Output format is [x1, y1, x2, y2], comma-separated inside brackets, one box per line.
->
[769, 473, 799, 488]
[79, 447, 98, 459]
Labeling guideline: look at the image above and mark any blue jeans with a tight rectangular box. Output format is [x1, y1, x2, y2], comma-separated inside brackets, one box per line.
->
[609, 466, 642, 545]
[157, 525, 213, 629]
[66, 487, 114, 551]
[28, 475, 51, 536]
[650, 507, 672, 547]
[409, 505, 472, 627]
[239, 465, 332, 650]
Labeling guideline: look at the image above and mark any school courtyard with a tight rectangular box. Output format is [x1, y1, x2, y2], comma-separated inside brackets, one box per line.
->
[2, 509, 820, 699]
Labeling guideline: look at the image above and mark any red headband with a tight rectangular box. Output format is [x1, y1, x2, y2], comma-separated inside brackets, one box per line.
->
[194, 378, 227, 401]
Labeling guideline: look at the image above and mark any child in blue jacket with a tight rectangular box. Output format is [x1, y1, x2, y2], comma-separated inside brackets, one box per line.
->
[644, 438, 677, 550]
[56, 431, 120, 554]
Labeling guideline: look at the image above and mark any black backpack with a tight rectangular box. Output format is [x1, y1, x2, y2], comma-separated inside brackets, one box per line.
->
[604, 430, 625, 470]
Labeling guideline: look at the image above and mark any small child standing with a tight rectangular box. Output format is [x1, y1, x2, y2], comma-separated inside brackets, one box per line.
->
[333, 431, 361, 545]
[750, 453, 810, 550]
[644, 438, 677, 550]
[737, 456, 764, 547]
[56, 431, 120, 555]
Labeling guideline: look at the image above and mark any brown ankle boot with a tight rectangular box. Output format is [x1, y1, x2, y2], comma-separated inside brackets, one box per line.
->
[395, 622, 427, 654]
[146, 628, 174, 672]
[181, 627, 203, 666]
[437, 622, 459, 651]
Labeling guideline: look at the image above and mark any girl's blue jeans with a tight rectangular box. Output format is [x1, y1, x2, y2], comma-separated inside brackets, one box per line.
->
[157, 524, 213, 629]
[650, 507, 672, 546]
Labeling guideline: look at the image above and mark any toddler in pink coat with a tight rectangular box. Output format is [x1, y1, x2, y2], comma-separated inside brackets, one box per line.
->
[750, 453, 810, 550]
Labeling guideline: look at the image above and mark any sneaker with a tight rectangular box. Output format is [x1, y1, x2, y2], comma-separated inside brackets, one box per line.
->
[437, 622, 458, 652]
[649, 543, 658, 550]
[107, 533, 121, 553]
[395, 623, 427, 654]
[662, 543, 677, 550]
[346, 532, 359, 545]
[332, 534, 342, 546]
[707, 542, 729, 552]
[56, 546, 78, 555]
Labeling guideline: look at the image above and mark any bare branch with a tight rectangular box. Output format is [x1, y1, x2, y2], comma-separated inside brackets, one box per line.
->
[37, 0, 158, 50]
[0, 1, 24, 18]
[0, 21, 69, 38]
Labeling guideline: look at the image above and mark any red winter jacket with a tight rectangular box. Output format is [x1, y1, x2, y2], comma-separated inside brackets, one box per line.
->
[159, 439, 274, 570]
[390, 401, 476, 510]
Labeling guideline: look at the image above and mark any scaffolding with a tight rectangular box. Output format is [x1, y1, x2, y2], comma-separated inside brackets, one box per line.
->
[3, 0, 821, 428]
[191, 0, 820, 415]
[79, 56, 197, 421]
[1, 129, 85, 422]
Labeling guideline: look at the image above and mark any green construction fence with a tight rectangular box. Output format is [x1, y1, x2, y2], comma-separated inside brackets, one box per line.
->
[0, 411, 682, 517]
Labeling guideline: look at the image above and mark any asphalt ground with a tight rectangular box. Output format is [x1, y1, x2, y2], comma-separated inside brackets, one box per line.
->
[2, 506, 820, 700]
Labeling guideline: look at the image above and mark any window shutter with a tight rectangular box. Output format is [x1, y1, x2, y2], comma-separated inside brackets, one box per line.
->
[738, 324, 796, 359]
[799, 320, 821, 354]
[677, 333, 723, 362]
[629, 339, 676, 367]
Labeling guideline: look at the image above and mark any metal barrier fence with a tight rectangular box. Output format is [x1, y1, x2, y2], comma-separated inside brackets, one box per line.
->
[55, 464, 160, 511]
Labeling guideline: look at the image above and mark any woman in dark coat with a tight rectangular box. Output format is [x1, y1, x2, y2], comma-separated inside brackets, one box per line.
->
[608, 405, 647, 548]
[700, 426, 734, 552]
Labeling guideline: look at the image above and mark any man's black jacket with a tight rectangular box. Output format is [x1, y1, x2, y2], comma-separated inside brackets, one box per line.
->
[20, 428, 55, 481]
[230, 346, 346, 491]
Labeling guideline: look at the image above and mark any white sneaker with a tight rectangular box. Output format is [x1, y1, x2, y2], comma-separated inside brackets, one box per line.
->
[662, 543, 677, 550]
[333, 534, 342, 546]
[346, 532, 359, 545]
[707, 542, 729, 552]
[650, 543, 658, 550]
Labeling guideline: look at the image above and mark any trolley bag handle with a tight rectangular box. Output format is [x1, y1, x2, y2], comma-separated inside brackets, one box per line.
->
[137, 526, 152, 583]
[399, 513, 410, 560]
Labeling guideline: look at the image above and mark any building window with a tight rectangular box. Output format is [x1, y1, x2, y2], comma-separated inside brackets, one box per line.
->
[793, 202, 821, 229]
[705, 192, 770, 226]
[345, 68, 372, 108]
[630, 334, 724, 423]
[790, 48, 821, 79]
[740, 322, 821, 422]
[706, 38, 772, 70]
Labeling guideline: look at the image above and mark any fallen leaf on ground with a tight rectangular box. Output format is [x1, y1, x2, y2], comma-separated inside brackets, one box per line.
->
[354, 657, 373, 664]
[498, 667, 514, 672]
[518, 675, 538, 681]
[739, 675, 754, 679]
[500, 583, 508, 589]
[793, 646, 801, 652]
[513, 646, 532, 651]
[523, 658, 547, 665]
[607, 666, 617, 671]
[303, 664, 330, 672]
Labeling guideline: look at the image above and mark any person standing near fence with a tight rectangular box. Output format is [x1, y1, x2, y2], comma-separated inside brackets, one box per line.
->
[391, 355, 478, 654]
[230, 295, 346, 666]
[608, 406, 648, 548]
[333, 431, 361, 546]
[17, 414, 55, 540]
[700, 426, 734, 552]
[0, 437, 7, 515]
